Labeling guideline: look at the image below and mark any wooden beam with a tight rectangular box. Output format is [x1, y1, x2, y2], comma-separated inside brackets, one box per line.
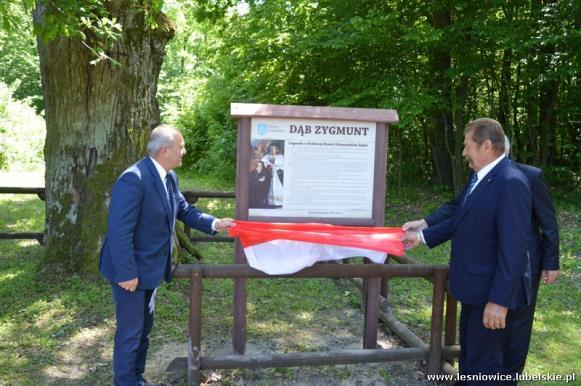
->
[167, 347, 427, 372]
[0, 232, 43, 244]
[187, 268, 203, 386]
[173, 263, 447, 279]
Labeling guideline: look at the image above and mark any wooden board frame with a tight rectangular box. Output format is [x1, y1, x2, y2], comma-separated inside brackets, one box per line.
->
[231, 102, 399, 353]
[233, 103, 398, 226]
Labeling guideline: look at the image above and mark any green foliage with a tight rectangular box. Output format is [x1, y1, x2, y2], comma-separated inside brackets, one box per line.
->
[0, 82, 45, 172]
[0, 2, 42, 112]
[176, 84, 238, 179]
[157, 0, 579, 189]
[1, 0, 171, 68]
[30, 0, 126, 65]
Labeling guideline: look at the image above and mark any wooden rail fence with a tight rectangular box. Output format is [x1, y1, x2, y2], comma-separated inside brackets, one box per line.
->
[0, 186, 235, 245]
[1, 186, 459, 383]
[170, 263, 452, 386]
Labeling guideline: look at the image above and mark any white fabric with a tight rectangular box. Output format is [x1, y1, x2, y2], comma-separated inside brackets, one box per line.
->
[244, 239, 387, 275]
[148, 288, 158, 314]
[262, 154, 284, 206]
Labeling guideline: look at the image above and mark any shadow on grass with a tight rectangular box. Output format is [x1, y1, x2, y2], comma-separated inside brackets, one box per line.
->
[0, 243, 116, 384]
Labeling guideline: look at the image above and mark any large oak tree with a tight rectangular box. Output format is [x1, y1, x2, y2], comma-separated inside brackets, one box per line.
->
[32, 1, 174, 275]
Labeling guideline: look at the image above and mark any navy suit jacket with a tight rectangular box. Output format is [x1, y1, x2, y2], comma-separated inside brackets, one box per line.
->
[426, 162, 559, 276]
[99, 157, 216, 289]
[423, 157, 532, 308]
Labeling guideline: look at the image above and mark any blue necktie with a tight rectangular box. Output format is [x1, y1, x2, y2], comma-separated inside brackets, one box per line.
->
[165, 176, 174, 212]
[462, 173, 478, 207]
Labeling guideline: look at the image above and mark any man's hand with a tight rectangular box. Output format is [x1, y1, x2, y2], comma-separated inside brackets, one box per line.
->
[400, 231, 422, 250]
[119, 278, 138, 292]
[215, 218, 234, 232]
[402, 219, 428, 232]
[483, 302, 508, 329]
[541, 270, 559, 284]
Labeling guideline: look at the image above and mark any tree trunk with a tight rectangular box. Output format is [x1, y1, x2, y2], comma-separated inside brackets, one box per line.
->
[511, 61, 522, 160]
[33, 3, 175, 277]
[451, 75, 469, 192]
[428, 4, 453, 187]
[539, 76, 558, 166]
[498, 49, 512, 132]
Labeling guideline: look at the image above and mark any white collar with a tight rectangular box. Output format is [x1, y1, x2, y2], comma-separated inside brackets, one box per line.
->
[476, 153, 505, 181]
[149, 156, 168, 182]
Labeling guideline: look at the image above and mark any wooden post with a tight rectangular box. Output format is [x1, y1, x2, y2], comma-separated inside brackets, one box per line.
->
[427, 267, 446, 374]
[233, 245, 247, 354]
[233, 117, 251, 354]
[365, 121, 389, 347]
[444, 290, 458, 365]
[187, 268, 203, 386]
[380, 258, 389, 313]
[363, 277, 380, 349]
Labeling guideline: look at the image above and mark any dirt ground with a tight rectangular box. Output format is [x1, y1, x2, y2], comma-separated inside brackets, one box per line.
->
[142, 307, 439, 385]
[47, 306, 439, 385]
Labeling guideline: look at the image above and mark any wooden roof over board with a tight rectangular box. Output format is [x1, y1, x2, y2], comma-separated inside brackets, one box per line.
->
[231, 103, 399, 124]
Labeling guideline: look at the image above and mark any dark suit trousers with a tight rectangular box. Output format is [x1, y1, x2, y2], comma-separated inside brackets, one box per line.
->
[458, 303, 517, 385]
[503, 274, 541, 382]
[112, 284, 155, 386]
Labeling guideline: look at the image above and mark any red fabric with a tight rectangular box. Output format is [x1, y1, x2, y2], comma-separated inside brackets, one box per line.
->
[229, 220, 405, 256]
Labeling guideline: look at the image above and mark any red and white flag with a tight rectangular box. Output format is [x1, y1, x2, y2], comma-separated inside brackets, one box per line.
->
[228, 221, 405, 275]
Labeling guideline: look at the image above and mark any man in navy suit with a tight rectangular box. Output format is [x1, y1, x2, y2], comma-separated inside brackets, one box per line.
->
[100, 124, 233, 386]
[402, 118, 532, 384]
[403, 136, 559, 382]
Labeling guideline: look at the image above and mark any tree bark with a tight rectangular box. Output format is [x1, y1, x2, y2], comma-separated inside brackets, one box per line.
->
[539, 76, 558, 166]
[451, 74, 469, 191]
[33, 2, 175, 276]
[498, 49, 512, 131]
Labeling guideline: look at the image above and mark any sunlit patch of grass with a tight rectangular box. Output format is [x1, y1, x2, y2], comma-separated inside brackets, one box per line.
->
[204, 198, 235, 212]
[0, 194, 44, 233]
[176, 172, 235, 191]
[43, 326, 112, 381]
[0, 271, 20, 283]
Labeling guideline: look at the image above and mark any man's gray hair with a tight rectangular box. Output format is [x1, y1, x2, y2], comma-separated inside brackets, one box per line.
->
[504, 135, 511, 156]
[147, 124, 180, 155]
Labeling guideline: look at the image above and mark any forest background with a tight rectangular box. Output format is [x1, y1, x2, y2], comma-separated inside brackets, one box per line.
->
[2, 0, 579, 192]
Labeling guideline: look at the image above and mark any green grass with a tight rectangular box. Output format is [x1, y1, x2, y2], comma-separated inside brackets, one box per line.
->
[0, 182, 579, 385]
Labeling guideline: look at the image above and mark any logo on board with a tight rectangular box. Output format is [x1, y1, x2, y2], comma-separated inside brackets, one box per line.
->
[257, 123, 268, 135]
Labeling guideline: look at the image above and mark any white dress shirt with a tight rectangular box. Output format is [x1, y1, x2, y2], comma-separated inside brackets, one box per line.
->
[470, 154, 505, 193]
[149, 156, 169, 197]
